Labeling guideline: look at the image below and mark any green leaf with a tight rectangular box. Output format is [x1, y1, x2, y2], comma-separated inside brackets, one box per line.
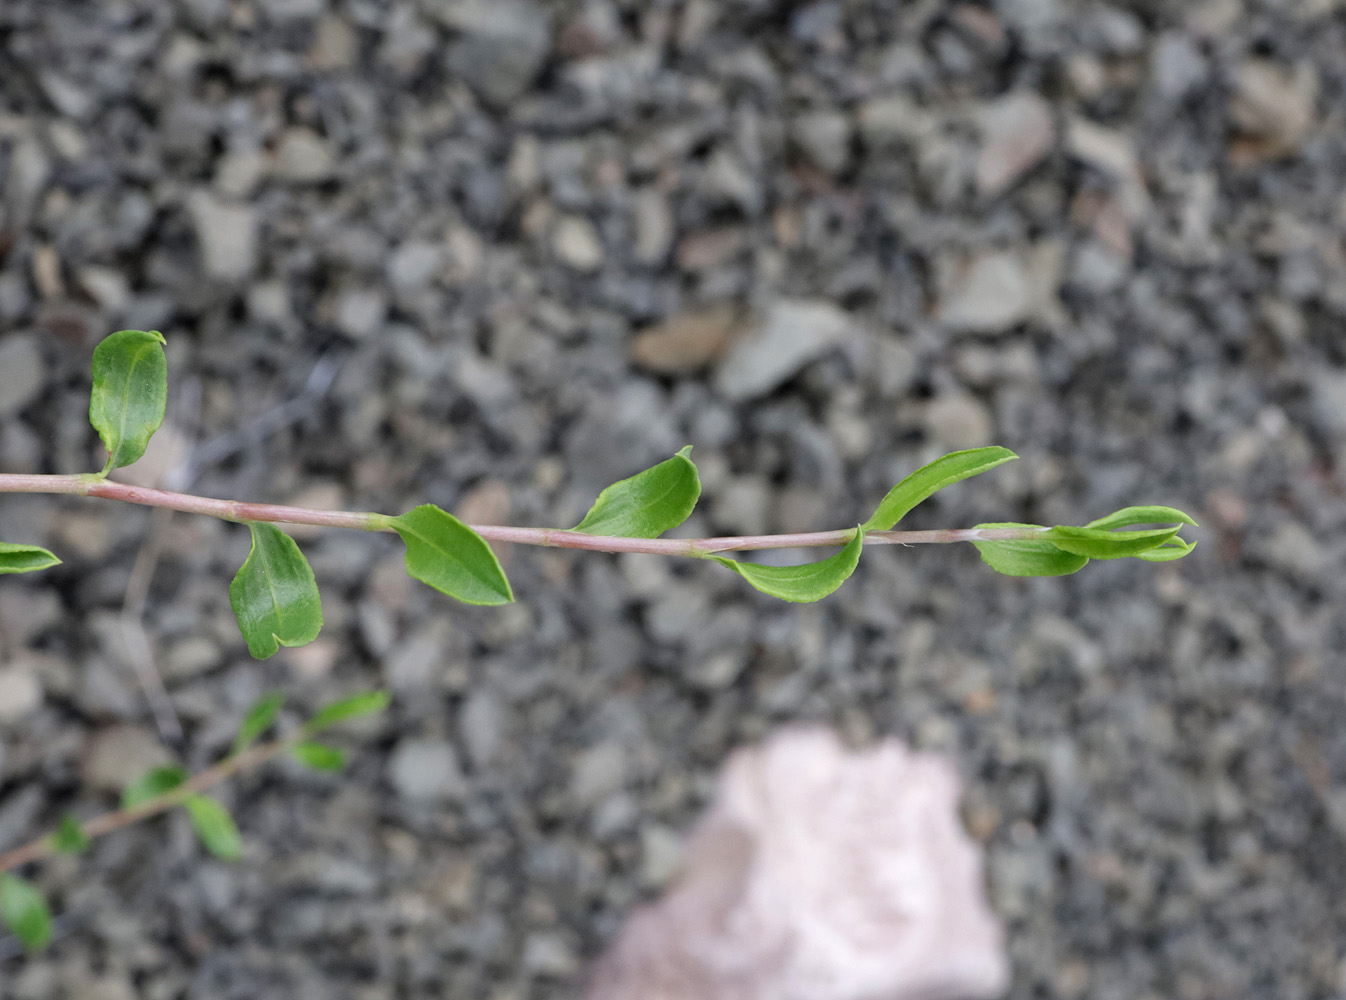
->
[0, 874, 51, 951]
[864, 447, 1018, 532]
[572, 446, 701, 538]
[233, 693, 285, 754]
[1044, 525, 1182, 560]
[713, 527, 864, 603]
[121, 765, 189, 809]
[50, 815, 90, 855]
[88, 329, 168, 474]
[972, 523, 1090, 577]
[228, 523, 323, 660]
[185, 795, 243, 860]
[1136, 537, 1197, 563]
[307, 690, 391, 733]
[390, 505, 513, 605]
[0, 542, 61, 575]
[1084, 505, 1198, 530]
[291, 742, 347, 772]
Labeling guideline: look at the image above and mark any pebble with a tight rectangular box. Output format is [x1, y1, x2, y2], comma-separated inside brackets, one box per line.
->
[387, 241, 442, 291]
[976, 91, 1054, 198]
[714, 299, 852, 401]
[937, 251, 1035, 334]
[388, 739, 467, 803]
[1228, 59, 1319, 165]
[629, 304, 739, 375]
[460, 688, 509, 769]
[0, 334, 47, 418]
[552, 215, 604, 271]
[925, 390, 995, 451]
[569, 742, 628, 808]
[335, 287, 388, 340]
[81, 726, 172, 794]
[0, 666, 42, 725]
[271, 127, 337, 184]
[442, 0, 552, 108]
[187, 193, 258, 282]
[633, 188, 675, 264]
[790, 110, 853, 175]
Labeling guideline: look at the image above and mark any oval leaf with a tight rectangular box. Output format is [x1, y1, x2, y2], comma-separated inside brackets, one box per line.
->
[0, 874, 52, 951]
[713, 527, 863, 603]
[972, 522, 1089, 577]
[1044, 525, 1182, 560]
[122, 765, 189, 809]
[307, 690, 391, 732]
[233, 693, 285, 754]
[89, 329, 168, 474]
[390, 505, 513, 605]
[51, 815, 91, 855]
[1084, 505, 1198, 531]
[229, 523, 323, 660]
[572, 446, 701, 538]
[864, 447, 1018, 532]
[0, 542, 61, 575]
[291, 742, 347, 772]
[185, 795, 243, 860]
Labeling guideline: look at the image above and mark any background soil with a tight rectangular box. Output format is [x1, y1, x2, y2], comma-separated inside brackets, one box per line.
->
[3, 1, 1346, 998]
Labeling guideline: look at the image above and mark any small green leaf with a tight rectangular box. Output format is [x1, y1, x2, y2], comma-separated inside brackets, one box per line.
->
[390, 505, 513, 605]
[185, 796, 243, 860]
[973, 523, 1090, 577]
[1083, 505, 1198, 531]
[1136, 537, 1197, 562]
[0, 874, 51, 951]
[1044, 525, 1182, 560]
[121, 765, 189, 809]
[713, 527, 864, 603]
[229, 523, 323, 660]
[0, 542, 61, 575]
[50, 816, 90, 855]
[864, 447, 1018, 532]
[572, 446, 701, 538]
[233, 693, 285, 754]
[291, 742, 347, 772]
[307, 690, 391, 733]
[88, 329, 168, 474]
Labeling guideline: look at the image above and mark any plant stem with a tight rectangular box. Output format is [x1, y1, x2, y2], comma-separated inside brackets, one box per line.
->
[0, 474, 1048, 555]
[0, 733, 299, 874]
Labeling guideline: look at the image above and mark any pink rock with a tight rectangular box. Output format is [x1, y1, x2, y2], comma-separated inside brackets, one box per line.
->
[587, 728, 1009, 1000]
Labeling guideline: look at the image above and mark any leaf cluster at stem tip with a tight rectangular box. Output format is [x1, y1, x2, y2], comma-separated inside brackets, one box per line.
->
[0, 331, 1199, 662]
[0, 690, 390, 951]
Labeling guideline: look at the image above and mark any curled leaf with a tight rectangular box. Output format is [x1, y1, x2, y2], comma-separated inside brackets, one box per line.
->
[714, 528, 863, 602]
[0, 874, 51, 951]
[121, 765, 189, 810]
[233, 693, 285, 754]
[50, 816, 91, 855]
[229, 523, 323, 659]
[864, 447, 1017, 532]
[573, 446, 701, 538]
[307, 691, 391, 732]
[390, 505, 513, 605]
[1044, 525, 1182, 560]
[0, 542, 61, 575]
[185, 795, 243, 860]
[972, 523, 1089, 578]
[89, 329, 168, 474]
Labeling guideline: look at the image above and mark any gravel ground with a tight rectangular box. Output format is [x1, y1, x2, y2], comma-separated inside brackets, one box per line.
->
[3, 1, 1346, 997]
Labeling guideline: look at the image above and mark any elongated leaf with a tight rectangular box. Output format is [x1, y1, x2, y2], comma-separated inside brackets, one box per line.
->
[229, 523, 323, 659]
[1044, 525, 1181, 560]
[713, 527, 864, 603]
[973, 523, 1089, 577]
[185, 795, 243, 860]
[233, 693, 285, 754]
[1136, 538, 1197, 562]
[291, 742, 347, 772]
[573, 446, 701, 538]
[0, 874, 51, 951]
[307, 690, 391, 732]
[1084, 505, 1198, 531]
[89, 329, 167, 473]
[864, 447, 1018, 532]
[122, 765, 189, 809]
[0, 542, 61, 575]
[50, 815, 90, 855]
[390, 505, 513, 605]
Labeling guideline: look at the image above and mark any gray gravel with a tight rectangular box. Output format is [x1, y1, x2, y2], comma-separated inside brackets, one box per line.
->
[4, 1, 1346, 998]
